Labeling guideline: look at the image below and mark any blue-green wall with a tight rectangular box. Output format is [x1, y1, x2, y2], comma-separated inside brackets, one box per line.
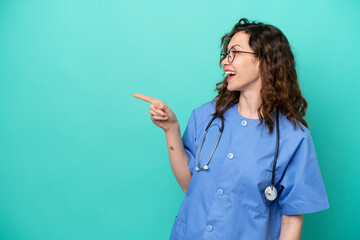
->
[0, 0, 359, 239]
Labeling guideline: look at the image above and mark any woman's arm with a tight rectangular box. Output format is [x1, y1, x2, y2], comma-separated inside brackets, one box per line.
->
[165, 124, 193, 193]
[279, 214, 303, 240]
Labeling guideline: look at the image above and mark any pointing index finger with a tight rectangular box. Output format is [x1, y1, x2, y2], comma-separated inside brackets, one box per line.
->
[132, 93, 157, 103]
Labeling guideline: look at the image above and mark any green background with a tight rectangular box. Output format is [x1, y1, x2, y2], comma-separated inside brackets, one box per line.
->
[0, 0, 359, 239]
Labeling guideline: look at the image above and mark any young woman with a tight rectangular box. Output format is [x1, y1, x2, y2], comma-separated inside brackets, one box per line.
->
[133, 18, 329, 240]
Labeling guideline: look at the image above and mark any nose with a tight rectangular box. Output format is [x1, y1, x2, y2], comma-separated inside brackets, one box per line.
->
[221, 57, 230, 67]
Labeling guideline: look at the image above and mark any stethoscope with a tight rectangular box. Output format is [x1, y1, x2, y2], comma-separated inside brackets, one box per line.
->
[195, 107, 280, 201]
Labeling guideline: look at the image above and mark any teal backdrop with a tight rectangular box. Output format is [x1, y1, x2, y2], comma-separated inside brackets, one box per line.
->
[0, 0, 359, 239]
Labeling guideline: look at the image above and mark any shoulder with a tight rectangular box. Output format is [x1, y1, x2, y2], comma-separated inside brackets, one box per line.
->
[190, 99, 217, 129]
[193, 99, 216, 114]
[278, 112, 314, 156]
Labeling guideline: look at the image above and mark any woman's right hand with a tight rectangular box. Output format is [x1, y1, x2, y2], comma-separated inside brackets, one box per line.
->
[132, 93, 179, 132]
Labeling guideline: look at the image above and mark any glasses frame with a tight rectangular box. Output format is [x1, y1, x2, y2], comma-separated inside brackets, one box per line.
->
[220, 45, 258, 63]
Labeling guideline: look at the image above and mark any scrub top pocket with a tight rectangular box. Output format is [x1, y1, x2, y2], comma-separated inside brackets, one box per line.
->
[169, 216, 187, 240]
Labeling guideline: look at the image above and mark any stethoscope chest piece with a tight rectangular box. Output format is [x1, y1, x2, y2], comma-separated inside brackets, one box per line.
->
[264, 185, 277, 201]
[196, 165, 209, 171]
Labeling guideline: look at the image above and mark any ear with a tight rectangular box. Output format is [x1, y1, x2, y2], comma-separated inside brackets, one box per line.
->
[255, 58, 259, 69]
[256, 59, 261, 72]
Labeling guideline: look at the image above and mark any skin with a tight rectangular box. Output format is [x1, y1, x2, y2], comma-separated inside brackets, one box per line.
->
[221, 31, 303, 238]
[131, 93, 177, 133]
[279, 214, 303, 240]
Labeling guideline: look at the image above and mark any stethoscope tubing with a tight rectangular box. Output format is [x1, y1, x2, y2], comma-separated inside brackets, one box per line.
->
[271, 108, 279, 187]
[195, 107, 280, 200]
[196, 117, 224, 171]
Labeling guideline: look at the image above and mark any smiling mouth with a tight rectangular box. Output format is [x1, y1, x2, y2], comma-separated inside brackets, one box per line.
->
[227, 74, 236, 81]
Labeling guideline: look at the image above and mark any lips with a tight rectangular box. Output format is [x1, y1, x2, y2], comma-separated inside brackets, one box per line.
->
[227, 75, 235, 81]
[224, 68, 236, 81]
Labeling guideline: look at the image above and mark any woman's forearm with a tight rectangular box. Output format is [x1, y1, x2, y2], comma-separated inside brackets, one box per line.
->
[165, 124, 192, 193]
[279, 214, 303, 240]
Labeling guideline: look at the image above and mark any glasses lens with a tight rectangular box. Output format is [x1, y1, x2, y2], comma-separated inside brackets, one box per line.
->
[229, 50, 235, 63]
[220, 47, 236, 63]
[220, 51, 226, 61]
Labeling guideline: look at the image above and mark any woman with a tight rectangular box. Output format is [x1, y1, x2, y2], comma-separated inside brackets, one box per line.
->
[133, 18, 329, 240]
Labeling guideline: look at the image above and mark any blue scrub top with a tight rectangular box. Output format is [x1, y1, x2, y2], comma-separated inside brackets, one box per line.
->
[170, 100, 330, 240]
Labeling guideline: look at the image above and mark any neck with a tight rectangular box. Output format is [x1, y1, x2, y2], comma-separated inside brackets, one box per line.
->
[237, 89, 262, 119]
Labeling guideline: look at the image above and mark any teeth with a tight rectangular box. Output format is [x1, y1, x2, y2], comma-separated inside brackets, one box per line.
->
[226, 72, 236, 76]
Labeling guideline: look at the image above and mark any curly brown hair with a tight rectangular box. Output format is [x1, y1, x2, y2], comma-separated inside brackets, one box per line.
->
[211, 18, 308, 134]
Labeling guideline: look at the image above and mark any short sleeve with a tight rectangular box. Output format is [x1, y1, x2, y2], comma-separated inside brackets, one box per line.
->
[182, 110, 197, 174]
[278, 131, 330, 215]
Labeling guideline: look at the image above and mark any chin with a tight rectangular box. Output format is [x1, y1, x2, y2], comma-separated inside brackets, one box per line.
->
[227, 83, 242, 92]
[227, 87, 240, 92]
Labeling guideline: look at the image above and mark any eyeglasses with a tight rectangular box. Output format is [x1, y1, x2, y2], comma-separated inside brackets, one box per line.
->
[220, 46, 258, 63]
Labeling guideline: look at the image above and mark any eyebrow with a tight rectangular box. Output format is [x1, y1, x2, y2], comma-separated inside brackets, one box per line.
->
[227, 44, 243, 51]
